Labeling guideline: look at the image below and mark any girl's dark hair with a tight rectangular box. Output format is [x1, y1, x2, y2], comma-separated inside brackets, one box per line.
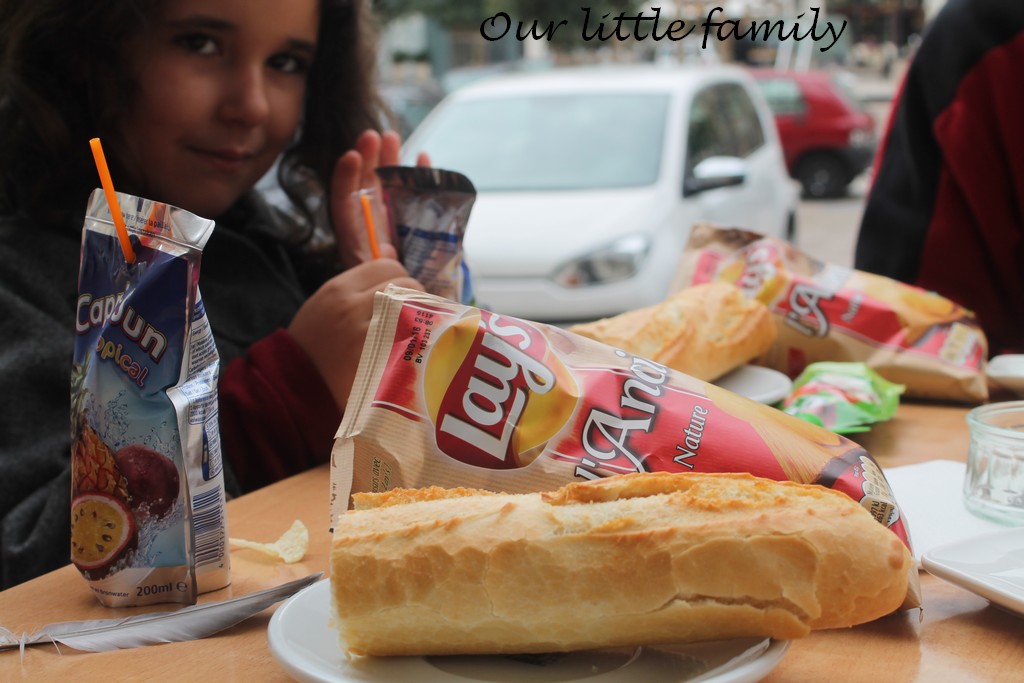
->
[278, 0, 386, 235]
[0, 0, 384, 237]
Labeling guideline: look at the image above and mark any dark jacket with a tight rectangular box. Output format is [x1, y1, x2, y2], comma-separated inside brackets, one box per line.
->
[855, 0, 1024, 355]
[0, 193, 341, 589]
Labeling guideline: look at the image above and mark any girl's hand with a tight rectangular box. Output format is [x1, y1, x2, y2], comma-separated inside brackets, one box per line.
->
[329, 129, 430, 269]
[288, 257, 423, 409]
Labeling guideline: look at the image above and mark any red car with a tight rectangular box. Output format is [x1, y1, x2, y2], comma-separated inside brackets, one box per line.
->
[750, 69, 876, 198]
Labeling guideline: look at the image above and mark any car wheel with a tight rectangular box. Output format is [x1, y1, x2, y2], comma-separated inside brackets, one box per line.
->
[795, 153, 848, 199]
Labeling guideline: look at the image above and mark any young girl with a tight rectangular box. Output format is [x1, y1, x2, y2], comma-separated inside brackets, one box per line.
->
[0, 0, 425, 588]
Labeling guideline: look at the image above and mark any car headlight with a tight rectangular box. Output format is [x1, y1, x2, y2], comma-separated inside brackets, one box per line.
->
[849, 127, 874, 147]
[551, 235, 650, 288]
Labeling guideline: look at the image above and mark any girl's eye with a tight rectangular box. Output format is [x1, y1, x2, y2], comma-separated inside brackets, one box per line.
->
[174, 33, 219, 56]
[268, 53, 311, 75]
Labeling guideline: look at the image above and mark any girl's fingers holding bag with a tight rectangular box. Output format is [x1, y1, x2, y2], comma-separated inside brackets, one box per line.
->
[288, 260, 422, 408]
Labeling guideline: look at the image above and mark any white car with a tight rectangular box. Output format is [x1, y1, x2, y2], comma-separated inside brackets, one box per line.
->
[401, 64, 798, 322]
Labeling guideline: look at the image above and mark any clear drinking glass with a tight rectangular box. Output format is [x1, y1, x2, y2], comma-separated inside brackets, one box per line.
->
[964, 401, 1024, 525]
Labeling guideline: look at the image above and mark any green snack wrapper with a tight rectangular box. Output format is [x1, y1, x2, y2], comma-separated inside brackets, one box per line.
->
[781, 362, 904, 434]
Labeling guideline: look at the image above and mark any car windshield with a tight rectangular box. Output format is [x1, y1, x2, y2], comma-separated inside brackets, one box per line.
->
[410, 92, 670, 192]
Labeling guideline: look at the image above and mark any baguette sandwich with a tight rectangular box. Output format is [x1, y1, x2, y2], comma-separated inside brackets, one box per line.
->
[568, 282, 776, 382]
[330, 472, 912, 656]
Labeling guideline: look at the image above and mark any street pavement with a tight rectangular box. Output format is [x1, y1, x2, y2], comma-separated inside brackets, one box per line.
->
[794, 176, 868, 269]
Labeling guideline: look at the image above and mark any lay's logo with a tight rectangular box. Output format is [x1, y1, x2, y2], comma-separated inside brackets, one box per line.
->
[424, 309, 578, 470]
[718, 240, 787, 306]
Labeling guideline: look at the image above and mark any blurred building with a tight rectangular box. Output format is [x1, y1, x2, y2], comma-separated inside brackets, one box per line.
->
[830, 0, 927, 50]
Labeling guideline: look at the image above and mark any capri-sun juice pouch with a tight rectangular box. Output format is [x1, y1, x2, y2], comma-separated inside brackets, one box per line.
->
[71, 189, 230, 606]
[377, 166, 477, 305]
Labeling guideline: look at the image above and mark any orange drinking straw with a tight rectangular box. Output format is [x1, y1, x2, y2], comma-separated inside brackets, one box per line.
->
[89, 137, 136, 264]
[359, 190, 381, 260]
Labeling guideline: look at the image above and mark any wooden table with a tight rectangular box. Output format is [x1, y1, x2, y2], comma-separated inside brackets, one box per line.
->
[2, 403, 1022, 681]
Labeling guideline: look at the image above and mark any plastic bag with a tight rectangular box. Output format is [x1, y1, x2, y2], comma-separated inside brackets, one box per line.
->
[781, 362, 905, 434]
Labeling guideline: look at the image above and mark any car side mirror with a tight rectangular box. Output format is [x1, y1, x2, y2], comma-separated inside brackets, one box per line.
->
[684, 156, 747, 196]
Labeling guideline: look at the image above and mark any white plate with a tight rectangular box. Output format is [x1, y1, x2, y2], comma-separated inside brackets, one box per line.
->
[921, 526, 1024, 617]
[714, 365, 793, 405]
[268, 580, 790, 683]
[987, 355, 1024, 396]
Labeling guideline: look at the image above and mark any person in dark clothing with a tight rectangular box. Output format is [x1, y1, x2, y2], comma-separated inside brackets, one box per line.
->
[0, 0, 426, 589]
[854, 0, 1024, 356]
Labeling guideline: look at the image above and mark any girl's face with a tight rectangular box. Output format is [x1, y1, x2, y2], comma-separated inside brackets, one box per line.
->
[116, 0, 319, 219]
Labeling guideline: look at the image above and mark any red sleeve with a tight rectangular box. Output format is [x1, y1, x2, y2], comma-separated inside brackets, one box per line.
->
[857, 4, 1024, 356]
[218, 329, 343, 491]
[918, 33, 1024, 355]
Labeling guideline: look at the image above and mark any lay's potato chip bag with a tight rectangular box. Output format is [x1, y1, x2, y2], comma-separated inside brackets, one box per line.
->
[674, 224, 988, 403]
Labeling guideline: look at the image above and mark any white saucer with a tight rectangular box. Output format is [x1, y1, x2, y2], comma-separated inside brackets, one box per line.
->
[714, 365, 793, 405]
[268, 580, 790, 683]
[921, 526, 1024, 617]
[987, 355, 1024, 396]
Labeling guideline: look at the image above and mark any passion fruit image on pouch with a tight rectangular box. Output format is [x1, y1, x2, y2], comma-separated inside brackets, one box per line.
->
[70, 491, 138, 580]
[115, 444, 181, 520]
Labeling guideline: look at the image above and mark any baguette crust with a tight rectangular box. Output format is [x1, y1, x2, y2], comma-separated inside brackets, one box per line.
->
[568, 282, 776, 381]
[331, 472, 911, 656]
